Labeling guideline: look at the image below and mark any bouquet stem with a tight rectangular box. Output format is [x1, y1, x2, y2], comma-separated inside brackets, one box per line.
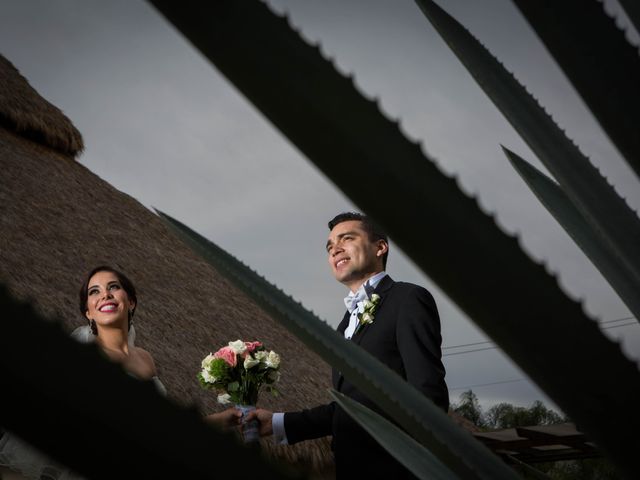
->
[236, 404, 259, 443]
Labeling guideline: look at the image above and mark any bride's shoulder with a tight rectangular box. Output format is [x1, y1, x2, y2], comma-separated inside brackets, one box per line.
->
[130, 348, 166, 395]
[131, 347, 157, 377]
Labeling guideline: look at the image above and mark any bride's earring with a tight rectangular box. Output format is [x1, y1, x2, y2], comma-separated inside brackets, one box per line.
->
[128, 309, 134, 331]
[89, 319, 98, 336]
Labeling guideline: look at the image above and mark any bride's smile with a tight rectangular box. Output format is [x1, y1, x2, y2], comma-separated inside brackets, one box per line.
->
[98, 302, 118, 312]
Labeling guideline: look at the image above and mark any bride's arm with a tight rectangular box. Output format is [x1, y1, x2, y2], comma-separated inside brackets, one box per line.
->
[204, 408, 242, 430]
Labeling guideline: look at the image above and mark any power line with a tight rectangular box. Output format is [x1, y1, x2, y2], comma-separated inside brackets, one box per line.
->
[446, 317, 638, 393]
[443, 339, 495, 350]
[443, 346, 498, 357]
[600, 316, 635, 324]
[446, 316, 638, 393]
[601, 320, 638, 330]
[442, 315, 637, 356]
[449, 378, 526, 391]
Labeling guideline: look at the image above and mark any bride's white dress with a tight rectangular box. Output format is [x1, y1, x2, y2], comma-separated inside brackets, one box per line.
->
[0, 326, 166, 480]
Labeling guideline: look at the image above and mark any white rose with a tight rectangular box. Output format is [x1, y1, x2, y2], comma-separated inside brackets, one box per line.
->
[217, 393, 232, 405]
[371, 293, 381, 303]
[265, 351, 280, 369]
[201, 369, 216, 384]
[361, 312, 373, 324]
[244, 355, 260, 369]
[228, 340, 247, 355]
[201, 353, 215, 369]
[255, 351, 268, 362]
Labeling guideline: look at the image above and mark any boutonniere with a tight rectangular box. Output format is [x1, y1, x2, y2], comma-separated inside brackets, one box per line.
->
[358, 293, 381, 327]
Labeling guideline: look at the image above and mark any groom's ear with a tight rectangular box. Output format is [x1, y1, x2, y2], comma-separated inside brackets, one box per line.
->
[376, 239, 389, 257]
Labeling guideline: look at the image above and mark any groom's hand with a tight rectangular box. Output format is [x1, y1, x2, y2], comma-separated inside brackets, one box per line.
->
[247, 408, 274, 437]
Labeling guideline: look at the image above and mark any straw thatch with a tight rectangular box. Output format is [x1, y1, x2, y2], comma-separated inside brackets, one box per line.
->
[0, 54, 332, 477]
[0, 56, 83, 156]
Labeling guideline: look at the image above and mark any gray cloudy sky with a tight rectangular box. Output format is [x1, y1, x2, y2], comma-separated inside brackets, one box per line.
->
[2, 0, 639, 410]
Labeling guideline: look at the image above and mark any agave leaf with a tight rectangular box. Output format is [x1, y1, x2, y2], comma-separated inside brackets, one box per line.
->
[414, 0, 640, 288]
[329, 389, 459, 480]
[617, 0, 640, 35]
[512, 0, 640, 179]
[148, 1, 640, 476]
[503, 146, 640, 323]
[0, 283, 295, 480]
[156, 209, 517, 480]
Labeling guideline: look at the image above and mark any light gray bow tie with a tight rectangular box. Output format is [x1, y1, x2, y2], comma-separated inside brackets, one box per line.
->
[343, 282, 375, 313]
[344, 294, 362, 314]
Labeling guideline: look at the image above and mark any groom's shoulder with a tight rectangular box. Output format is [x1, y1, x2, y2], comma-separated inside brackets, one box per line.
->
[389, 281, 436, 304]
[392, 280, 431, 294]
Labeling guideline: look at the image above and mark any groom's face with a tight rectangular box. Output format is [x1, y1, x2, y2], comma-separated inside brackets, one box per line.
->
[326, 220, 387, 291]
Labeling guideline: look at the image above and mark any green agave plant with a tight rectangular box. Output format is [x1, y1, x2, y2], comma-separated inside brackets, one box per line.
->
[414, 0, 640, 294]
[148, 1, 640, 477]
[415, 0, 640, 326]
[328, 389, 457, 480]
[5, 2, 636, 478]
[617, 1, 640, 34]
[512, 0, 640, 178]
[502, 146, 640, 322]
[414, 0, 640, 474]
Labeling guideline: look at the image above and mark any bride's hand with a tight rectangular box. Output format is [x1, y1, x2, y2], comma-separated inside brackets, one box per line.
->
[204, 408, 242, 431]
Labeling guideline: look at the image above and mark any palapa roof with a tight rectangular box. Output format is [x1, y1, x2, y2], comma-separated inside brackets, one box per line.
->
[0, 55, 83, 156]
[0, 54, 332, 476]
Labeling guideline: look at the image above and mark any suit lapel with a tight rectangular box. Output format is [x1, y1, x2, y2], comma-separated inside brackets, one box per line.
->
[350, 275, 395, 345]
[333, 310, 351, 389]
[336, 310, 351, 337]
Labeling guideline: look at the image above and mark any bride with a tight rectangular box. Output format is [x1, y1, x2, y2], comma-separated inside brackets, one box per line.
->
[76, 265, 166, 394]
[0, 265, 240, 479]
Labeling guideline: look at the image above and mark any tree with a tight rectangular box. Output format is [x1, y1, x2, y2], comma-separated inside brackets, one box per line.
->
[452, 390, 486, 428]
[451, 391, 619, 479]
[452, 391, 565, 431]
[485, 400, 564, 430]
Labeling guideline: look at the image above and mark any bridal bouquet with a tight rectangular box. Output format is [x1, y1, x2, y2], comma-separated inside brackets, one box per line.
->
[198, 339, 281, 406]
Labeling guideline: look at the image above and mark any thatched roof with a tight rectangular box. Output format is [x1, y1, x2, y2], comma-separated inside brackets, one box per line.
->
[0, 54, 332, 476]
[0, 55, 83, 156]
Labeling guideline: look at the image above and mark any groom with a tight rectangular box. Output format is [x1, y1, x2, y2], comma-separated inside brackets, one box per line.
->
[255, 212, 448, 478]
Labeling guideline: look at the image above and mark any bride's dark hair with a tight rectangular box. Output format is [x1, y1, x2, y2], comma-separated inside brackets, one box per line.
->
[79, 265, 138, 317]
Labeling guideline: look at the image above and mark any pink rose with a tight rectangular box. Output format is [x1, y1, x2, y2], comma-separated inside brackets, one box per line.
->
[213, 346, 237, 367]
[244, 341, 262, 353]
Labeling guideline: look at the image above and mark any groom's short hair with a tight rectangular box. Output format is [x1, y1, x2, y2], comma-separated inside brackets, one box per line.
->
[328, 212, 389, 268]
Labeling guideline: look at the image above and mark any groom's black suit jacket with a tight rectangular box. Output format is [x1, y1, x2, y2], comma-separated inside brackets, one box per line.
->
[283, 275, 448, 478]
